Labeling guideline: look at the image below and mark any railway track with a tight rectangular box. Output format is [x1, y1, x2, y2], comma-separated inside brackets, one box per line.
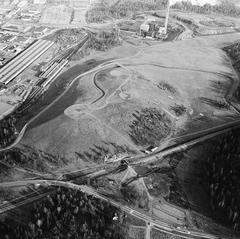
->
[0, 40, 54, 85]
[0, 188, 55, 214]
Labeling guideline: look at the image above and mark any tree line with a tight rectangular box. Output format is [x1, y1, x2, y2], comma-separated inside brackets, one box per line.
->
[129, 108, 172, 147]
[223, 42, 240, 102]
[86, 0, 168, 23]
[0, 187, 127, 239]
[205, 130, 240, 231]
[86, 30, 120, 52]
[172, 0, 240, 17]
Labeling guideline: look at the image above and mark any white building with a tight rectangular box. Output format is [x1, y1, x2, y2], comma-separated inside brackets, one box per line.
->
[33, 0, 47, 3]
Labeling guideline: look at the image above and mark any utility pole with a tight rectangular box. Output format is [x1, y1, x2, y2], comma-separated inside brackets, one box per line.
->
[164, 0, 170, 34]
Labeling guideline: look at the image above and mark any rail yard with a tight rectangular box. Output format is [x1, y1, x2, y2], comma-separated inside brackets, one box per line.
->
[0, 40, 54, 85]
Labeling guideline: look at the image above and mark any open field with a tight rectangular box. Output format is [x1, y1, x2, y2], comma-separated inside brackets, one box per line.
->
[151, 229, 184, 239]
[40, 5, 73, 25]
[20, 68, 141, 161]
[15, 31, 240, 166]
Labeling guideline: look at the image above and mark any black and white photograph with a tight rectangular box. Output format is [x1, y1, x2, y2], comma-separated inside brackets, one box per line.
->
[0, 0, 239, 238]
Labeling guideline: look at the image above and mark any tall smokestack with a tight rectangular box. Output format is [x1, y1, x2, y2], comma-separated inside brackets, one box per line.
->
[164, 0, 170, 34]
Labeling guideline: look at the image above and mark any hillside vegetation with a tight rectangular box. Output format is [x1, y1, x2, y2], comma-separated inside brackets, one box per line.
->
[87, 0, 240, 23]
[129, 108, 172, 147]
[172, 0, 240, 17]
[0, 187, 127, 239]
[223, 42, 240, 103]
[206, 130, 240, 231]
[86, 0, 168, 23]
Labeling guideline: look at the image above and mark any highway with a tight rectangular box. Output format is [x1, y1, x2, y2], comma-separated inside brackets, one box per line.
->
[0, 179, 224, 239]
[0, 189, 55, 214]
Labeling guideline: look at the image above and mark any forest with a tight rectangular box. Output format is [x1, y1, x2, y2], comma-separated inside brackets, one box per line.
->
[129, 108, 172, 147]
[87, 0, 240, 24]
[0, 187, 127, 239]
[223, 42, 240, 103]
[86, 0, 168, 23]
[0, 115, 17, 148]
[172, 0, 240, 17]
[205, 130, 240, 231]
[86, 30, 120, 52]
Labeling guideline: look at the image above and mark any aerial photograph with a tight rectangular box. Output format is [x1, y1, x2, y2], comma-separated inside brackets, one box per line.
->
[0, 0, 240, 238]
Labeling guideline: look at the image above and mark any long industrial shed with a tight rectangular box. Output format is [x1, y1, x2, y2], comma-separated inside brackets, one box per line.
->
[0, 39, 54, 85]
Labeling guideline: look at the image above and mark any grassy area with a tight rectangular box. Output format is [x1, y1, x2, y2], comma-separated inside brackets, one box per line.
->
[121, 184, 149, 210]
[18, 32, 240, 172]
[75, 143, 137, 164]
[128, 227, 145, 239]
[117, 20, 143, 32]
[171, 13, 199, 33]
[199, 20, 234, 28]
[0, 145, 63, 173]
[151, 229, 183, 239]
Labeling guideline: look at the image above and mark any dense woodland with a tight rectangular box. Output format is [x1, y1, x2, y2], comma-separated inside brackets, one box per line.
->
[206, 41, 240, 232]
[86, 0, 168, 23]
[172, 0, 240, 17]
[0, 187, 126, 239]
[86, 30, 120, 52]
[87, 0, 240, 23]
[223, 42, 240, 102]
[129, 108, 172, 147]
[0, 93, 41, 149]
[0, 116, 17, 148]
[206, 130, 240, 231]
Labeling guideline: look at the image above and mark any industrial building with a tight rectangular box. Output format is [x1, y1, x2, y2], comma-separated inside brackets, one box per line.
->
[0, 39, 54, 85]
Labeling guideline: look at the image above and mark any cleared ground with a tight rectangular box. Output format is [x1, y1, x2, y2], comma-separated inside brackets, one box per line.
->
[40, 5, 73, 25]
[18, 31, 240, 164]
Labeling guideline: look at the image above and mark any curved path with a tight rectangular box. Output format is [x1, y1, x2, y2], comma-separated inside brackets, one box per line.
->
[0, 63, 134, 153]
[91, 69, 107, 104]
[0, 41, 144, 153]
[1, 28, 240, 158]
